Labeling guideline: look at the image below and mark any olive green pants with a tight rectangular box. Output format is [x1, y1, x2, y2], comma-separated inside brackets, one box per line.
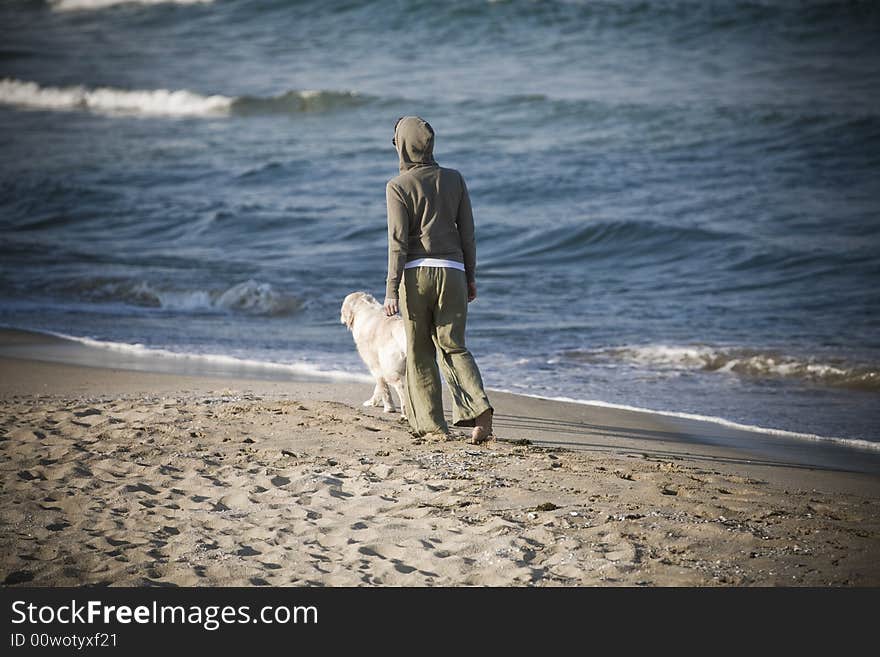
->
[400, 267, 492, 435]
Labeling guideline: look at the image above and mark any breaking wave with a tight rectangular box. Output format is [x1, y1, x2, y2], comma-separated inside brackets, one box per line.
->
[0, 78, 367, 118]
[49, 0, 213, 11]
[0, 78, 232, 116]
[562, 344, 880, 392]
[60, 278, 301, 316]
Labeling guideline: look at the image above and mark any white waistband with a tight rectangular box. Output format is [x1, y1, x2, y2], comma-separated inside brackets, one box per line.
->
[404, 258, 465, 271]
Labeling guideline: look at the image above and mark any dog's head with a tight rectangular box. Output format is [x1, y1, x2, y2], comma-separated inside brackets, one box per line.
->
[340, 291, 378, 329]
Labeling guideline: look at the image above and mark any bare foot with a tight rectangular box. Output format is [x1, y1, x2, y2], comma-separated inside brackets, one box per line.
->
[470, 408, 494, 444]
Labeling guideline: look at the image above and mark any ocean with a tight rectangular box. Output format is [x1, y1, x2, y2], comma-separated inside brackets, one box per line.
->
[1, 0, 878, 449]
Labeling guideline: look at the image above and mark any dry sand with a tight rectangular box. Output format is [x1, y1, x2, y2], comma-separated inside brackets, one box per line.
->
[1, 332, 878, 586]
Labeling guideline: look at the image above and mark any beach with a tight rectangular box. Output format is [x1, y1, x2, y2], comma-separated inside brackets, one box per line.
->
[2, 329, 878, 587]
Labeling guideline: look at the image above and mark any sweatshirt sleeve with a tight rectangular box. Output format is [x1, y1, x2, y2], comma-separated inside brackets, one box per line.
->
[385, 181, 409, 300]
[456, 173, 477, 284]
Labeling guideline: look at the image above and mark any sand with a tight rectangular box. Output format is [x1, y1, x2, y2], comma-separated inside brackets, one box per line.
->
[1, 331, 879, 586]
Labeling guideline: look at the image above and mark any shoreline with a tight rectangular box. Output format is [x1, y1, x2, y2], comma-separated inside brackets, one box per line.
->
[2, 327, 879, 585]
[503, 391, 880, 453]
[10, 325, 877, 453]
[2, 327, 879, 482]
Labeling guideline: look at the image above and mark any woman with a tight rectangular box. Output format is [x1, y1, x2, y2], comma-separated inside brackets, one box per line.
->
[382, 116, 493, 443]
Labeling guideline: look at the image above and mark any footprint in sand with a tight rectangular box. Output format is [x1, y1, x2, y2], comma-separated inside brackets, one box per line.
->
[124, 483, 159, 495]
[4, 571, 35, 585]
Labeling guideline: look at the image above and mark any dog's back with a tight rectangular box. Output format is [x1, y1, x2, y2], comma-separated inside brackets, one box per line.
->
[342, 292, 405, 375]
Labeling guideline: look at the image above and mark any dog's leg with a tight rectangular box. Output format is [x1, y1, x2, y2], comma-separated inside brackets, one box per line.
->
[363, 382, 384, 408]
[392, 380, 407, 420]
[380, 380, 396, 414]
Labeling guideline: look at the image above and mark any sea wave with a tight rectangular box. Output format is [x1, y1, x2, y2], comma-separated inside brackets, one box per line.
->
[60, 277, 301, 316]
[49, 0, 213, 11]
[233, 89, 367, 115]
[0, 78, 367, 118]
[484, 219, 735, 267]
[561, 344, 880, 392]
[0, 78, 232, 116]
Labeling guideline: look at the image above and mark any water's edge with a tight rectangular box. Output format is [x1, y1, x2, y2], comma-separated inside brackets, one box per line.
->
[3, 325, 877, 455]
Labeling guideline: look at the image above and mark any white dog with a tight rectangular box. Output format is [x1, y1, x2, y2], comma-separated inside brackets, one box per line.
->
[340, 292, 407, 417]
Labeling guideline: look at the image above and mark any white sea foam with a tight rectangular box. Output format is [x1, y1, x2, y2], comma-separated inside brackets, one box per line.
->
[50, 0, 213, 11]
[0, 78, 363, 118]
[214, 280, 294, 315]
[492, 389, 880, 452]
[151, 280, 299, 316]
[48, 331, 374, 384]
[0, 78, 233, 117]
[70, 278, 300, 316]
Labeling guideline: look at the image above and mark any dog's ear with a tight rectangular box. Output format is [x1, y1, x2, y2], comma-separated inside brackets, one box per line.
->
[342, 292, 373, 328]
[341, 306, 353, 329]
[340, 297, 356, 329]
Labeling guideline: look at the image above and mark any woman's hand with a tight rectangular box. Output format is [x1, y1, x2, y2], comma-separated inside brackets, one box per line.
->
[383, 297, 399, 316]
[467, 280, 477, 302]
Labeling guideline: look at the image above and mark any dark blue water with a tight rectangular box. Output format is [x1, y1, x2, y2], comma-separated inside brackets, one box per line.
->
[1, 0, 879, 447]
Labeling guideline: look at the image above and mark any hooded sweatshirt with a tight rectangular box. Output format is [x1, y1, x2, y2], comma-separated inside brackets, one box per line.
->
[385, 116, 476, 300]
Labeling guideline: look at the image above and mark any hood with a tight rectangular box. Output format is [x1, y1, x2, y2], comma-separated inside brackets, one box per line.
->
[394, 116, 437, 173]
